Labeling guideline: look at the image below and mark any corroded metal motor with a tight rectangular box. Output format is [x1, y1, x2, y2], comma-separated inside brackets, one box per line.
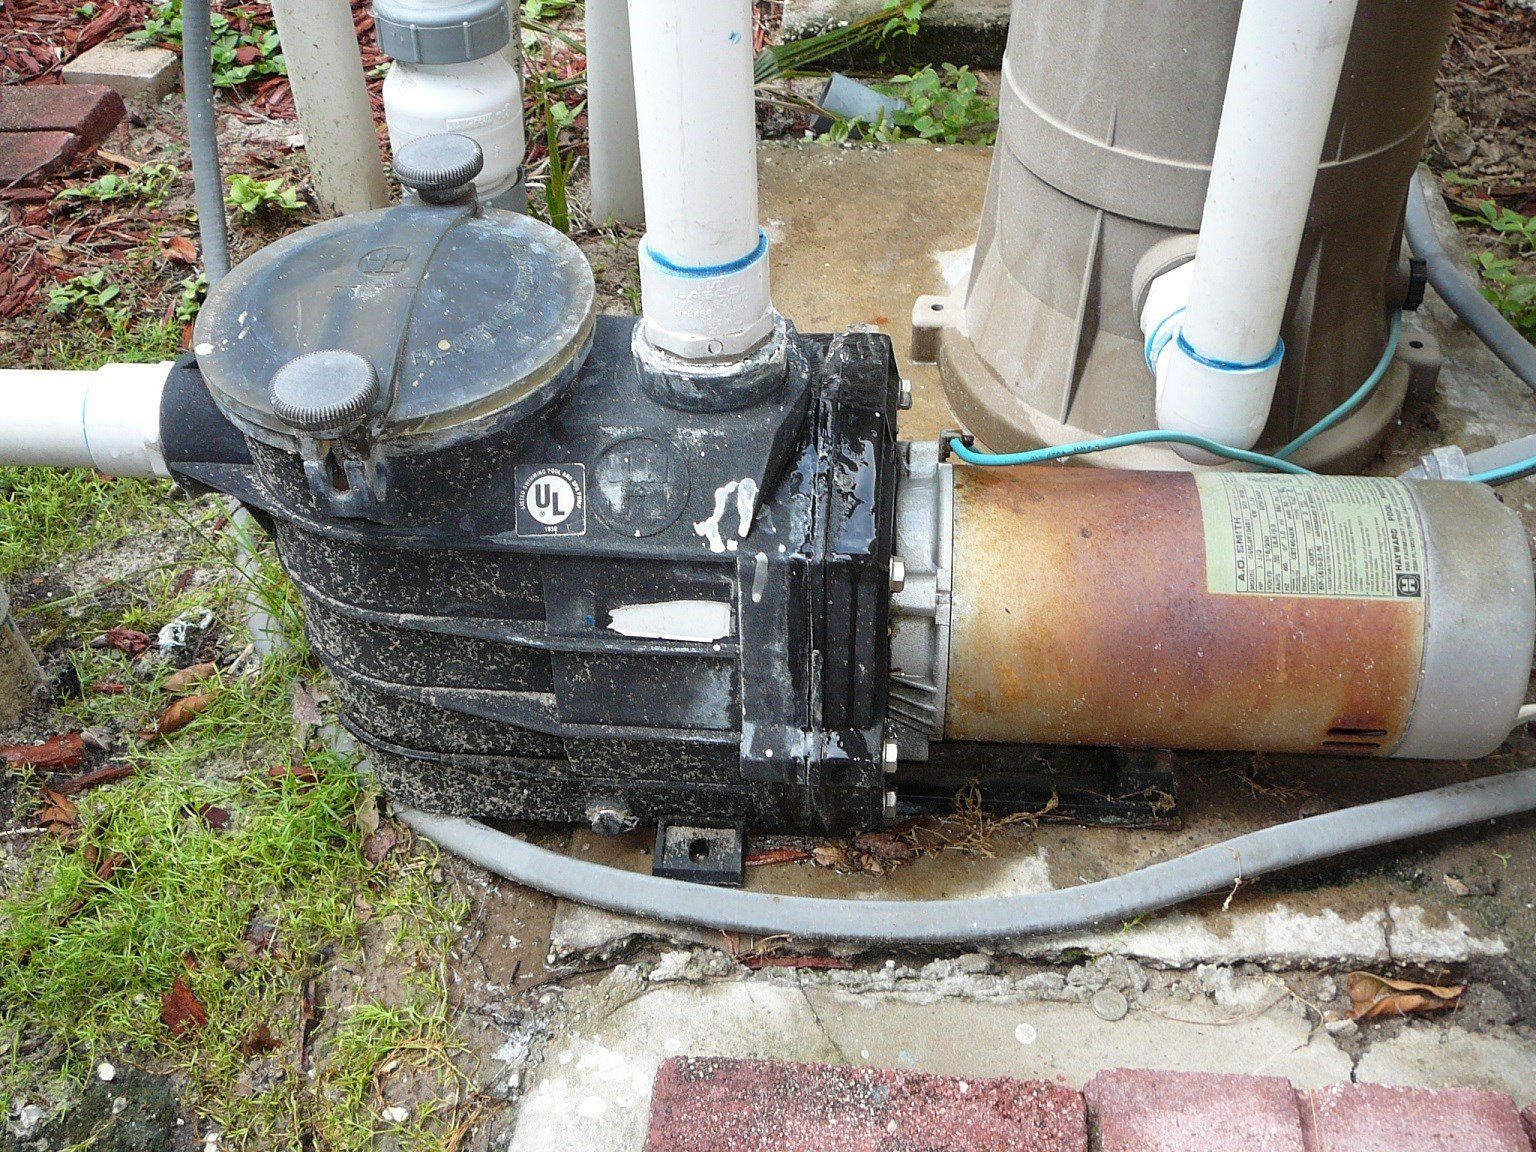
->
[891, 445, 1535, 764]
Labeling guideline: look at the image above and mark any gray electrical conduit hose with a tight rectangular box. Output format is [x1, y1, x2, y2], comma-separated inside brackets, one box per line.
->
[183, 0, 231, 285]
[1405, 169, 1536, 391]
[394, 768, 1536, 944]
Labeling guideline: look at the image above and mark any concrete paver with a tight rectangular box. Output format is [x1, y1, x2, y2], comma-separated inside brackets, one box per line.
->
[61, 39, 181, 102]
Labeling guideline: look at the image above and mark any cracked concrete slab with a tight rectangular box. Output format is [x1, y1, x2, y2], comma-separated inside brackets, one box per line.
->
[505, 974, 1536, 1152]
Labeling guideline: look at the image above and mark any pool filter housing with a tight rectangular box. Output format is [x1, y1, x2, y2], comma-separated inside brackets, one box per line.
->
[931, 0, 1456, 470]
[157, 137, 1536, 839]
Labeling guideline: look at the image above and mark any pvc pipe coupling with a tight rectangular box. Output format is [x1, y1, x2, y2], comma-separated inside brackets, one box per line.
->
[1140, 260, 1285, 455]
[638, 230, 777, 360]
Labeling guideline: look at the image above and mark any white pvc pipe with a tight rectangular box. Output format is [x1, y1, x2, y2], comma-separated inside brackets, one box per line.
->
[586, 0, 644, 226]
[1150, 0, 1359, 452]
[0, 365, 172, 479]
[269, 0, 389, 216]
[626, 0, 774, 359]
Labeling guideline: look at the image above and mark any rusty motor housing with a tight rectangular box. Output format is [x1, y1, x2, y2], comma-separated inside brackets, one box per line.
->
[891, 443, 1536, 765]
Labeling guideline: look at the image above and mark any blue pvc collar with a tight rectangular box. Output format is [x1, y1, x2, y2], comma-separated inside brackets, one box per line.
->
[642, 231, 769, 279]
[1175, 329, 1285, 374]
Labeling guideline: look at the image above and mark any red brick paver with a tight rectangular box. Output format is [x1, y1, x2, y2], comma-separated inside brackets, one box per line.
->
[0, 84, 123, 186]
[644, 1056, 1087, 1152]
[0, 84, 124, 140]
[1086, 1068, 1307, 1152]
[1299, 1083, 1532, 1152]
[0, 129, 83, 186]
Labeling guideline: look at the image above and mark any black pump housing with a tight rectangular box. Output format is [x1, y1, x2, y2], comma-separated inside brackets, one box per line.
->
[163, 316, 902, 835]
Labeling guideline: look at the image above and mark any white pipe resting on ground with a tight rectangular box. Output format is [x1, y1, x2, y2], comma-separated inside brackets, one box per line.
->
[269, 0, 389, 216]
[1145, 0, 1359, 453]
[627, 0, 774, 359]
[0, 365, 172, 479]
[586, 0, 644, 225]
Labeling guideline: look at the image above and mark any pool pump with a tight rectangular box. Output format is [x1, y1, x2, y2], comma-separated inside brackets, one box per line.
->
[141, 133, 1535, 839]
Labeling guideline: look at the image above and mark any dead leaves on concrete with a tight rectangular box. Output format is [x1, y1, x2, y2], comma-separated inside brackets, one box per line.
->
[1345, 971, 1464, 1020]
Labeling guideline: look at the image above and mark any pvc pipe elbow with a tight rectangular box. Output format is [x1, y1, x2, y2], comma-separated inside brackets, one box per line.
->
[1154, 333, 1284, 458]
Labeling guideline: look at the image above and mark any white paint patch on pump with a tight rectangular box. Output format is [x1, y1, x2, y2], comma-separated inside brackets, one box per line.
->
[608, 600, 732, 644]
[693, 478, 759, 553]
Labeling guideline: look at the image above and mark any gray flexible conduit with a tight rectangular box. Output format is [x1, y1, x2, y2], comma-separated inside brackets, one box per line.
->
[396, 767, 1536, 943]
[1405, 170, 1536, 392]
[183, 0, 231, 285]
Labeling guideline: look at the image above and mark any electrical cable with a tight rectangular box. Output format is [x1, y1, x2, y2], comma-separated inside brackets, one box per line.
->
[1274, 311, 1402, 459]
[946, 431, 1312, 475]
[183, 0, 231, 285]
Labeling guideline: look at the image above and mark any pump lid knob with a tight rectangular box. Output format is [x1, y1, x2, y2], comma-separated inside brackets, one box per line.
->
[393, 134, 484, 204]
[269, 350, 380, 435]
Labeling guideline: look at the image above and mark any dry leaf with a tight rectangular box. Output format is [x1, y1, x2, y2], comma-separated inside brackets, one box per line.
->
[139, 692, 217, 741]
[0, 732, 85, 770]
[36, 787, 77, 837]
[94, 851, 127, 882]
[161, 976, 208, 1036]
[356, 789, 381, 838]
[745, 846, 813, 867]
[199, 804, 232, 830]
[164, 662, 217, 694]
[267, 758, 318, 785]
[53, 764, 134, 795]
[1346, 971, 1463, 1020]
[161, 234, 198, 264]
[853, 830, 919, 867]
[239, 1020, 282, 1056]
[291, 681, 325, 730]
[99, 627, 151, 657]
[362, 822, 399, 866]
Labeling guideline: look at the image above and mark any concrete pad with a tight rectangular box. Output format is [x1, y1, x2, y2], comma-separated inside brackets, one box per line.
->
[644, 1057, 1087, 1152]
[761, 141, 992, 441]
[1353, 1025, 1536, 1108]
[507, 980, 1358, 1152]
[1085, 1069, 1307, 1152]
[548, 822, 1505, 970]
[62, 39, 181, 103]
[1298, 1083, 1532, 1152]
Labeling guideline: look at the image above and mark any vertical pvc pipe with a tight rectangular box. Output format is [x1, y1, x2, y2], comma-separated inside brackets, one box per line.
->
[1154, 0, 1359, 451]
[586, 0, 644, 226]
[626, 0, 773, 359]
[270, 0, 389, 216]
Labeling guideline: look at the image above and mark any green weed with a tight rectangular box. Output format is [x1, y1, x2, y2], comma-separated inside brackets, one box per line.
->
[225, 174, 306, 217]
[55, 163, 179, 208]
[1476, 252, 1536, 339]
[821, 64, 997, 145]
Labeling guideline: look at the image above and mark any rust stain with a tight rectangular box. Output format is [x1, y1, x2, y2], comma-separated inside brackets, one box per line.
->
[946, 467, 1425, 755]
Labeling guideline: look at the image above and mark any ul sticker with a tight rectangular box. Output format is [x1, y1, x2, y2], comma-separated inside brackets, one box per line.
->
[515, 464, 587, 537]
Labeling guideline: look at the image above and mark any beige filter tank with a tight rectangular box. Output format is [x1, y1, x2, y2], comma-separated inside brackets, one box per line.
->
[930, 0, 1456, 471]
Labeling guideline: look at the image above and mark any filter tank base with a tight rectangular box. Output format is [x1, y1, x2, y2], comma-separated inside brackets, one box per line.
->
[934, 318, 1437, 473]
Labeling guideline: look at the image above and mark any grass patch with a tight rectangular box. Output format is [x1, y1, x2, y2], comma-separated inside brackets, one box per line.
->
[2, 535, 468, 1148]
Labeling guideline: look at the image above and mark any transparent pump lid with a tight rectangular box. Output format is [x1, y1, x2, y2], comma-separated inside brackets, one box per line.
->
[193, 137, 596, 454]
